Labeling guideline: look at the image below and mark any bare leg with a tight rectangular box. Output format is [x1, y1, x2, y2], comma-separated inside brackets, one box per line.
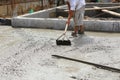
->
[78, 25, 84, 34]
[74, 26, 79, 34]
[71, 26, 78, 37]
[80, 25, 84, 32]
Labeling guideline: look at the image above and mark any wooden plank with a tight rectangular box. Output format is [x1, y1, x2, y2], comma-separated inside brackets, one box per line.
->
[94, 6, 120, 17]
[85, 6, 120, 10]
[64, 6, 120, 12]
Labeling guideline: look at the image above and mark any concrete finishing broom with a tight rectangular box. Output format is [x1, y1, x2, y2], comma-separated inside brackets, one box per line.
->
[56, 23, 71, 46]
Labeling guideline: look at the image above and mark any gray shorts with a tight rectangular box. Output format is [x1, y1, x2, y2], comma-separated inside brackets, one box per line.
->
[73, 6, 85, 26]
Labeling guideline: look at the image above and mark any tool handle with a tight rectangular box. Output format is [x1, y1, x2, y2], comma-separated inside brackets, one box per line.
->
[52, 55, 120, 73]
[57, 33, 64, 40]
[64, 23, 68, 34]
[57, 23, 69, 40]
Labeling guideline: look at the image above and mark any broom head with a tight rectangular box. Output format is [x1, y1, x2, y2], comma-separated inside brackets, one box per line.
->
[56, 40, 71, 46]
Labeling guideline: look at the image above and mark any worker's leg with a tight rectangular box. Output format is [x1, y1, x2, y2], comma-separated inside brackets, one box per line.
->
[77, 6, 85, 34]
[74, 26, 79, 33]
[71, 11, 78, 37]
[71, 26, 78, 37]
[78, 25, 84, 34]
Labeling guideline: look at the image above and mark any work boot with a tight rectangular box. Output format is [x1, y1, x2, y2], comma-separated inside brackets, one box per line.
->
[71, 32, 77, 37]
[78, 30, 84, 34]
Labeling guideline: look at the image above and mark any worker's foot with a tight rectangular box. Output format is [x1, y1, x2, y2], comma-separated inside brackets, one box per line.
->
[71, 32, 77, 37]
[78, 30, 84, 34]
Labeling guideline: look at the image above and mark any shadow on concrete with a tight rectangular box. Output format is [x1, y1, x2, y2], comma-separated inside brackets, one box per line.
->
[72, 34, 94, 47]
[0, 18, 11, 25]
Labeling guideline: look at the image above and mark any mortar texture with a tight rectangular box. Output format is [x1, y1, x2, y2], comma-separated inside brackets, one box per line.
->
[0, 25, 120, 80]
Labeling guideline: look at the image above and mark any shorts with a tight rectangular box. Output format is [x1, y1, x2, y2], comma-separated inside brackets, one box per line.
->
[73, 6, 85, 26]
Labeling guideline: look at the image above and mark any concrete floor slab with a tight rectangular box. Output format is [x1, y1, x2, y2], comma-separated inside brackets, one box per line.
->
[0, 25, 120, 80]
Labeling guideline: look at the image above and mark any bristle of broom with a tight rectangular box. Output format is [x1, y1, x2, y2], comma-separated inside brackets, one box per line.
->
[56, 40, 71, 46]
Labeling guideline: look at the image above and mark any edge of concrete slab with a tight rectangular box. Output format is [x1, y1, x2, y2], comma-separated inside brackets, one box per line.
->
[12, 17, 120, 32]
[11, 5, 120, 32]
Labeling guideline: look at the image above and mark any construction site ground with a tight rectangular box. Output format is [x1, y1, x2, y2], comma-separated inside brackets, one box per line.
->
[0, 25, 120, 80]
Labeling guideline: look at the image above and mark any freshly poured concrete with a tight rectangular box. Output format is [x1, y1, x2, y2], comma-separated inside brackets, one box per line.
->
[0, 25, 120, 80]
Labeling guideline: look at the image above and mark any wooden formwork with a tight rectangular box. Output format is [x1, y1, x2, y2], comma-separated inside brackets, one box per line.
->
[0, 0, 57, 18]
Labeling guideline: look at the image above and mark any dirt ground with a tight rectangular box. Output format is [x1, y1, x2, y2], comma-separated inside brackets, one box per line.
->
[0, 25, 120, 80]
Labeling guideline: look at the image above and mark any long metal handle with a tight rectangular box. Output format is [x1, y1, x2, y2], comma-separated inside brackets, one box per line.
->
[57, 23, 69, 40]
[52, 55, 120, 73]
[64, 23, 68, 34]
[57, 33, 65, 40]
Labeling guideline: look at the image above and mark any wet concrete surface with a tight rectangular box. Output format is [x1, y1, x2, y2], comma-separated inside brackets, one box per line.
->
[0, 25, 120, 80]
